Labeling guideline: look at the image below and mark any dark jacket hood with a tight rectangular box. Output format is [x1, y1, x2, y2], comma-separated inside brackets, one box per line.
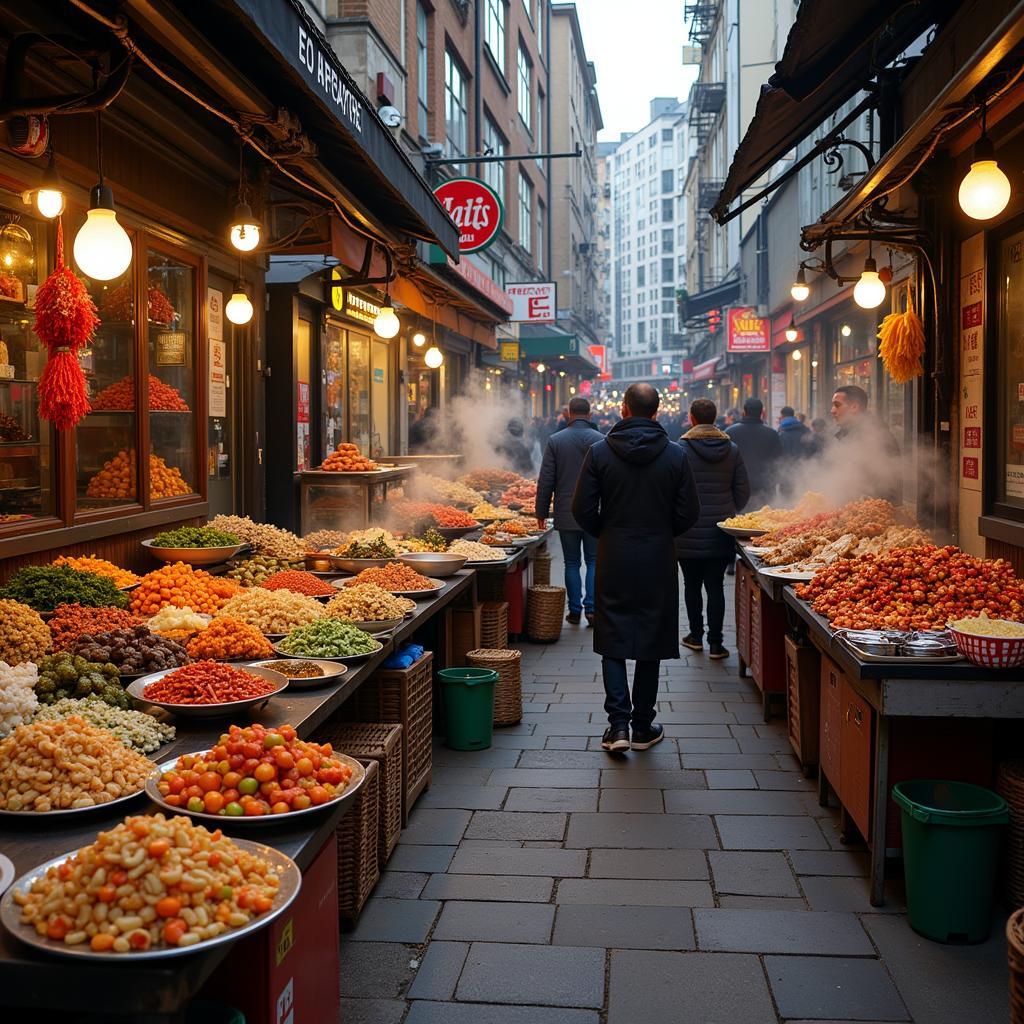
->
[606, 417, 668, 465]
[681, 424, 732, 463]
[779, 417, 808, 432]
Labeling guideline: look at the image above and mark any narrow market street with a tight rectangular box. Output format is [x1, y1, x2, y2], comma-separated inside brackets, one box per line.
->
[340, 558, 1010, 1024]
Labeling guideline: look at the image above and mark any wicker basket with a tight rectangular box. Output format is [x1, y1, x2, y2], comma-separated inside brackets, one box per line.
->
[344, 653, 434, 824]
[321, 723, 403, 868]
[447, 605, 482, 666]
[1008, 909, 1024, 1024]
[526, 585, 566, 642]
[467, 647, 522, 726]
[999, 760, 1024, 909]
[476, 571, 507, 602]
[532, 548, 551, 586]
[336, 758, 379, 922]
[481, 601, 509, 650]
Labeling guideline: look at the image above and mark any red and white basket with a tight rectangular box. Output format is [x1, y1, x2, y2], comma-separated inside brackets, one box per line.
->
[949, 628, 1024, 669]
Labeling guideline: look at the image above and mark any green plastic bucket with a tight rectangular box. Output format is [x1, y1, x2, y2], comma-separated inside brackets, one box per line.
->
[892, 779, 1009, 943]
[438, 668, 498, 750]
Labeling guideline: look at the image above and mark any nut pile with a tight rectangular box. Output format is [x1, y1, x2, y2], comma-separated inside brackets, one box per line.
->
[34, 698, 175, 754]
[0, 599, 50, 666]
[209, 516, 306, 561]
[146, 606, 210, 638]
[416, 474, 483, 507]
[35, 653, 129, 709]
[0, 716, 155, 811]
[217, 589, 324, 635]
[260, 570, 334, 596]
[143, 662, 278, 705]
[224, 555, 304, 587]
[186, 619, 273, 661]
[448, 539, 508, 561]
[50, 605, 142, 651]
[343, 563, 437, 592]
[130, 563, 239, 616]
[277, 619, 378, 658]
[52, 556, 140, 588]
[324, 584, 410, 622]
[73, 626, 190, 675]
[0, 661, 39, 737]
[302, 529, 348, 550]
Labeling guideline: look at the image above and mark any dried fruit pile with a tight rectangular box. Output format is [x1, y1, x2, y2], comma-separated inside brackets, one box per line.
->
[91, 374, 189, 411]
[878, 306, 926, 384]
[49, 604, 141, 651]
[343, 562, 436, 591]
[52, 555, 139, 588]
[0, 600, 50, 666]
[416, 474, 483, 507]
[85, 451, 191, 500]
[320, 442, 377, 472]
[130, 563, 239, 616]
[209, 516, 306, 561]
[186, 618, 273, 661]
[73, 625, 190, 675]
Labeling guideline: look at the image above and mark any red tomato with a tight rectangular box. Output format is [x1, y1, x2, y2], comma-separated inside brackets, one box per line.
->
[204, 791, 225, 814]
[271, 801, 290, 814]
[309, 785, 330, 805]
[199, 772, 222, 793]
[222, 771, 242, 789]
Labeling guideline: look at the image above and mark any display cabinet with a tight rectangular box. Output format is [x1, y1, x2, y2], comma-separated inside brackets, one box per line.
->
[299, 466, 415, 535]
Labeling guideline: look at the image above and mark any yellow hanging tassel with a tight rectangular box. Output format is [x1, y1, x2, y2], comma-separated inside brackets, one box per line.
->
[877, 296, 925, 384]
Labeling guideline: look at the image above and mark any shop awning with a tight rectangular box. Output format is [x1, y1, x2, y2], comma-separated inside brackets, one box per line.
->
[689, 356, 724, 382]
[710, 0, 959, 224]
[518, 325, 601, 376]
[682, 278, 741, 323]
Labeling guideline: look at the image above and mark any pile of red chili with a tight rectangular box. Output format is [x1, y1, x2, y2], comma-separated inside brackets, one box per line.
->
[142, 661, 277, 705]
[259, 570, 334, 596]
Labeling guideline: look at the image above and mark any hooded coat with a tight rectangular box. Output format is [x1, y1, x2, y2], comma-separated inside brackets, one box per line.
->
[675, 424, 751, 560]
[778, 416, 812, 460]
[535, 418, 603, 530]
[572, 417, 700, 661]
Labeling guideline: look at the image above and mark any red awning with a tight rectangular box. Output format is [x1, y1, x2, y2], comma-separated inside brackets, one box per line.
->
[691, 356, 723, 382]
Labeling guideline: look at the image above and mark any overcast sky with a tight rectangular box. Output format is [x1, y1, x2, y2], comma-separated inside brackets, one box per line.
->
[574, 0, 698, 142]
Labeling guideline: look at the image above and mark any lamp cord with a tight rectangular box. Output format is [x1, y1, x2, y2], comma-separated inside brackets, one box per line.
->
[95, 110, 104, 187]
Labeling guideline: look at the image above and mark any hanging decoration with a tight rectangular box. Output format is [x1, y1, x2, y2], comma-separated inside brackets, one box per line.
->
[34, 220, 99, 429]
[877, 292, 925, 384]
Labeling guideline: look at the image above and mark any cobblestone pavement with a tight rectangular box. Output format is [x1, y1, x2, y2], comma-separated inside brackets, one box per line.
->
[340, 559, 1011, 1023]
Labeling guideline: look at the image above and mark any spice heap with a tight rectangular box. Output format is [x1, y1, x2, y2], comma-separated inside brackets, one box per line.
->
[209, 515, 306, 561]
[343, 562, 436, 592]
[0, 716, 155, 811]
[0, 565, 128, 614]
[52, 556, 139, 588]
[34, 698, 175, 753]
[142, 661, 278, 705]
[448, 539, 508, 562]
[12, 813, 282, 952]
[186, 619, 273, 661]
[459, 468, 523, 492]
[0, 661, 39, 737]
[500, 480, 537, 508]
[947, 610, 1024, 638]
[85, 451, 191, 500]
[260, 569, 334, 597]
[259, 661, 325, 679]
[303, 529, 348, 551]
[49, 604, 141, 651]
[795, 545, 1024, 631]
[34, 653, 128, 708]
[224, 555, 304, 587]
[416, 474, 483, 507]
[91, 374, 189, 412]
[392, 501, 479, 529]
[320, 442, 378, 472]
[130, 563, 239, 616]
[217, 589, 324, 635]
[73, 626, 190, 676]
[150, 526, 240, 549]
[324, 584, 410, 622]
[402, 529, 449, 552]
[146, 605, 210, 639]
[156, 723, 353, 817]
[277, 619, 378, 658]
[0, 600, 50, 666]
[470, 501, 517, 521]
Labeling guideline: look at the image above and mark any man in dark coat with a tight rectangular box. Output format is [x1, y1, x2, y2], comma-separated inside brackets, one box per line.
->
[830, 385, 902, 503]
[677, 398, 750, 659]
[725, 397, 781, 506]
[535, 397, 603, 625]
[777, 405, 812, 461]
[496, 418, 534, 476]
[573, 383, 700, 753]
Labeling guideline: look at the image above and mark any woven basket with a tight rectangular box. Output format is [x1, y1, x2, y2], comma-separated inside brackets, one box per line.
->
[321, 722, 403, 868]
[336, 758, 379, 922]
[526, 584, 566, 642]
[476, 571, 507, 602]
[448, 605, 481, 666]
[481, 601, 509, 650]
[467, 647, 522, 726]
[344, 653, 434, 824]
[1008, 909, 1024, 1024]
[999, 760, 1024, 909]
[533, 548, 551, 586]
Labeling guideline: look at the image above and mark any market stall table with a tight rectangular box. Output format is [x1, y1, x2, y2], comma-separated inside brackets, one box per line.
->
[735, 545, 789, 719]
[0, 570, 474, 1022]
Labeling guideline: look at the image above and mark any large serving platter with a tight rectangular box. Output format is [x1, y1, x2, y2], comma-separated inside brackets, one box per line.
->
[332, 577, 445, 598]
[758, 565, 817, 582]
[271, 639, 383, 664]
[717, 523, 768, 538]
[0, 786, 148, 821]
[126, 665, 288, 718]
[141, 539, 243, 567]
[245, 658, 349, 688]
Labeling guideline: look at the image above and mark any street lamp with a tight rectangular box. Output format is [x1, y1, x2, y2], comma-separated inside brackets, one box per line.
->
[790, 266, 809, 302]
[959, 102, 1011, 220]
[853, 257, 886, 309]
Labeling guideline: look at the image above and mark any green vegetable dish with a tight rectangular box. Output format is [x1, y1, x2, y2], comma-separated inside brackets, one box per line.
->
[151, 526, 241, 548]
[34, 653, 130, 709]
[278, 619, 378, 657]
[0, 566, 129, 613]
[337, 537, 397, 559]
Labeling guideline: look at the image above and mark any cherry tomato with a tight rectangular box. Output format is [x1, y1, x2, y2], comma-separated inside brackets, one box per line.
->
[296, 757, 314, 777]
[199, 772, 222, 793]
[225, 802, 245, 816]
[271, 801, 290, 814]
[222, 771, 242, 789]
[204, 791, 225, 814]
[187, 796, 204, 813]
[253, 763, 276, 783]
[238, 777, 259, 796]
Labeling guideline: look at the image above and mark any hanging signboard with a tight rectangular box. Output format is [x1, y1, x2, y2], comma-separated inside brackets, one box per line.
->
[500, 341, 520, 363]
[507, 282, 556, 323]
[432, 178, 503, 253]
[208, 287, 223, 342]
[587, 344, 611, 381]
[726, 306, 770, 352]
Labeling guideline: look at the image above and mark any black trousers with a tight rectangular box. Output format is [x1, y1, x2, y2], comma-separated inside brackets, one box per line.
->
[602, 657, 660, 730]
[678, 556, 733, 645]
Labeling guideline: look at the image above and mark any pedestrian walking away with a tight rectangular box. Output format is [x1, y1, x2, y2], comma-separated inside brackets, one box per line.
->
[535, 396, 603, 625]
[725, 396, 782, 507]
[677, 397, 750, 660]
[572, 382, 700, 753]
[777, 404, 812, 460]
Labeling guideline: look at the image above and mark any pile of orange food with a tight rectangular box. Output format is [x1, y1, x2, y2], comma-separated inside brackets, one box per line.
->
[343, 562, 436, 592]
[483, 519, 529, 538]
[85, 451, 191, 500]
[458, 468, 523, 492]
[130, 563, 239, 616]
[186, 618, 272, 661]
[392, 501, 479, 528]
[143, 662, 276, 705]
[320, 442, 377, 472]
[260, 570, 334, 597]
[91, 374, 189, 412]
[500, 480, 537, 508]
[52, 555, 139, 588]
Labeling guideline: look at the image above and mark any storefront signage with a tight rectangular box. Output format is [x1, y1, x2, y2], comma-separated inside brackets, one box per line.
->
[432, 178, 503, 253]
[507, 282, 555, 323]
[427, 247, 515, 316]
[963, 426, 981, 449]
[1008, 466, 1024, 498]
[726, 306, 770, 352]
[959, 234, 985, 497]
[209, 339, 226, 418]
[963, 457, 979, 480]
[208, 288, 223, 342]
[588, 344, 611, 381]
[155, 331, 186, 366]
[335, 288, 381, 327]
[500, 341, 520, 363]
[691, 357, 720, 382]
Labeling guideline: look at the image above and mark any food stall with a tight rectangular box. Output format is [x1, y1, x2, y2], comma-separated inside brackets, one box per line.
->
[299, 465, 417, 536]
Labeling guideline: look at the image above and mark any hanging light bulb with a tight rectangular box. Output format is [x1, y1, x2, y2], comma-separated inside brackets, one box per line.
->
[229, 201, 261, 252]
[536, 362, 547, 373]
[484, 379, 492, 391]
[841, 323, 852, 337]
[373, 296, 400, 339]
[558, 370, 566, 378]
[790, 266, 809, 302]
[706, 381, 713, 389]
[811, 359, 819, 368]
[225, 281, 253, 325]
[853, 256, 886, 309]
[34, 151, 64, 219]
[569, 386, 576, 395]
[411, 331, 427, 347]
[784, 316, 799, 343]
[424, 345, 443, 368]
[958, 102, 1011, 220]
[792, 348, 802, 361]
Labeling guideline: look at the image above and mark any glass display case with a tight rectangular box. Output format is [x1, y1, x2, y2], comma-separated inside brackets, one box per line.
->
[299, 466, 415, 536]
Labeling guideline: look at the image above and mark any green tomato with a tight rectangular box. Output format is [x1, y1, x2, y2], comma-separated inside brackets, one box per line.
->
[238, 777, 259, 796]
[187, 796, 204, 813]
[225, 802, 245, 816]
[263, 733, 286, 749]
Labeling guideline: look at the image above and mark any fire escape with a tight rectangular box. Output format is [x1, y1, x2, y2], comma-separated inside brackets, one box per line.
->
[684, 1, 721, 47]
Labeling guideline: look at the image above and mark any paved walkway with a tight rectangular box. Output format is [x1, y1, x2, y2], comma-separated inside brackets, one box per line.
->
[340, 560, 1010, 1023]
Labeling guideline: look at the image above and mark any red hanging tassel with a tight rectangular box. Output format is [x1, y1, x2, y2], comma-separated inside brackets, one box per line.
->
[35, 220, 98, 430]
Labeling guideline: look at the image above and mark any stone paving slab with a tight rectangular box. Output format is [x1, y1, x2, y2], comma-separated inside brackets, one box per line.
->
[790, 850, 870, 877]
[433, 901, 555, 943]
[715, 814, 830, 850]
[421, 872, 554, 902]
[708, 850, 800, 897]
[375, 872, 429, 899]
[665, 790, 817, 815]
[586, 848, 709, 880]
[340, 998, 406, 1023]
[407, 941, 469, 1001]
[706, 769, 757, 789]
[346, 898, 440, 943]
[718, 895, 808, 910]
[800, 875, 905, 913]
[598, 787, 665, 812]
[600, 768, 707, 789]
[400, 809, 474, 846]
[417, 786, 508, 810]
[565, 812, 718, 849]
[555, 877, 714, 906]
[504, 787, 599, 812]
[406, 1002, 600, 1024]
[693, 908, 874, 955]
[465, 811, 567, 841]
[517, 749, 683, 769]
[552, 903, 696, 949]
[387, 845, 457, 873]
[449, 846, 588, 877]
[338, 941, 416, 997]
[764, 955, 910, 1021]
[486, 768, 601, 788]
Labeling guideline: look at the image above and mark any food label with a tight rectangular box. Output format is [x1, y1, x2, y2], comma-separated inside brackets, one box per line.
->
[275, 977, 294, 1024]
[959, 234, 984, 499]
[155, 331, 187, 366]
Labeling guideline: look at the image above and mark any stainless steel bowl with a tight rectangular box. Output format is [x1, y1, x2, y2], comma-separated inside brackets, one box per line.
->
[839, 629, 908, 656]
[397, 552, 468, 577]
[328, 555, 399, 573]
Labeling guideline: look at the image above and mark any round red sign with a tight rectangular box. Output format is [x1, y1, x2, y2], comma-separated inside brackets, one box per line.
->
[433, 177, 504, 254]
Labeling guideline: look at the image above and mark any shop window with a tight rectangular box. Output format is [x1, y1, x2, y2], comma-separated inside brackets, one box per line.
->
[518, 172, 532, 253]
[485, 0, 506, 73]
[997, 229, 1024, 515]
[416, 4, 430, 139]
[323, 322, 346, 455]
[296, 318, 312, 472]
[348, 331, 371, 453]
[482, 116, 506, 208]
[444, 50, 468, 158]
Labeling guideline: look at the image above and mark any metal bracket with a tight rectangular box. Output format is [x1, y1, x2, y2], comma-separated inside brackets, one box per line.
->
[332, 240, 395, 287]
[820, 134, 876, 179]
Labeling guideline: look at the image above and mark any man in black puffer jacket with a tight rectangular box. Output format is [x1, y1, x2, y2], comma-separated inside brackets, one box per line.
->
[676, 398, 750, 659]
[725, 397, 781, 507]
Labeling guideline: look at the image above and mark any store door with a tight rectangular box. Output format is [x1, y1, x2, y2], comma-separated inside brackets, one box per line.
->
[206, 275, 239, 517]
[371, 339, 391, 457]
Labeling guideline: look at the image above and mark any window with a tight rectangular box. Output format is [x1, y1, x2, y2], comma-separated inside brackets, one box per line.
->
[518, 171, 533, 253]
[537, 201, 545, 271]
[485, 0, 505, 72]
[482, 116, 506, 207]
[416, 4, 429, 138]
[661, 169, 675, 194]
[661, 257, 674, 281]
[536, 1, 544, 54]
[662, 229, 673, 253]
[444, 50, 468, 157]
[661, 198, 673, 222]
[517, 45, 532, 131]
[661, 128, 673, 142]
[997, 229, 1024, 514]
[637, 265, 645, 287]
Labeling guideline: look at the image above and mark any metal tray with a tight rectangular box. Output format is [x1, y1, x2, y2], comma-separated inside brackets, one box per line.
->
[146, 752, 366, 825]
[0, 854, 13, 896]
[332, 577, 444, 598]
[717, 523, 768, 538]
[0, 785, 149, 821]
[838, 636, 963, 664]
[271, 638, 383, 663]
[246, 658, 348, 688]
[126, 665, 288, 717]
[0, 838, 300, 961]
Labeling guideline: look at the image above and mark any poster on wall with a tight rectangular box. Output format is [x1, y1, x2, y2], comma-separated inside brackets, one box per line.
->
[208, 288, 223, 342]
[296, 382, 311, 471]
[209, 339, 226, 417]
[959, 235, 985, 494]
[726, 307, 770, 352]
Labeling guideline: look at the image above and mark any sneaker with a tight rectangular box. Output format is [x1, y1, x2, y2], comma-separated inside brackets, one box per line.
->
[630, 723, 665, 751]
[709, 643, 729, 660]
[682, 634, 703, 651]
[601, 726, 630, 752]
[566, 612, 581, 625]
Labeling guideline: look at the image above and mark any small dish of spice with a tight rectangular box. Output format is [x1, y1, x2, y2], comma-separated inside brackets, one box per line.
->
[246, 658, 347, 689]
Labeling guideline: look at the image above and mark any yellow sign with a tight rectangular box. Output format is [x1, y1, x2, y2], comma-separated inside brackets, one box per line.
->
[275, 918, 294, 966]
[500, 341, 519, 363]
[331, 267, 344, 312]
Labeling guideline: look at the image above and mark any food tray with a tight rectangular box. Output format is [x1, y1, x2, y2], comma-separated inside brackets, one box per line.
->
[759, 565, 817, 582]
[744, 545, 771, 555]
[141, 539, 243, 567]
[271, 639, 384, 663]
[0, 839, 301, 961]
[837, 635, 962, 664]
[246, 658, 349, 688]
[126, 665, 289, 717]
[397, 552, 468, 577]
[717, 523, 768, 538]
[949, 627, 1024, 669]
[146, 752, 366, 825]
[0, 854, 13, 896]
[332, 577, 445, 598]
[0, 786, 149, 821]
